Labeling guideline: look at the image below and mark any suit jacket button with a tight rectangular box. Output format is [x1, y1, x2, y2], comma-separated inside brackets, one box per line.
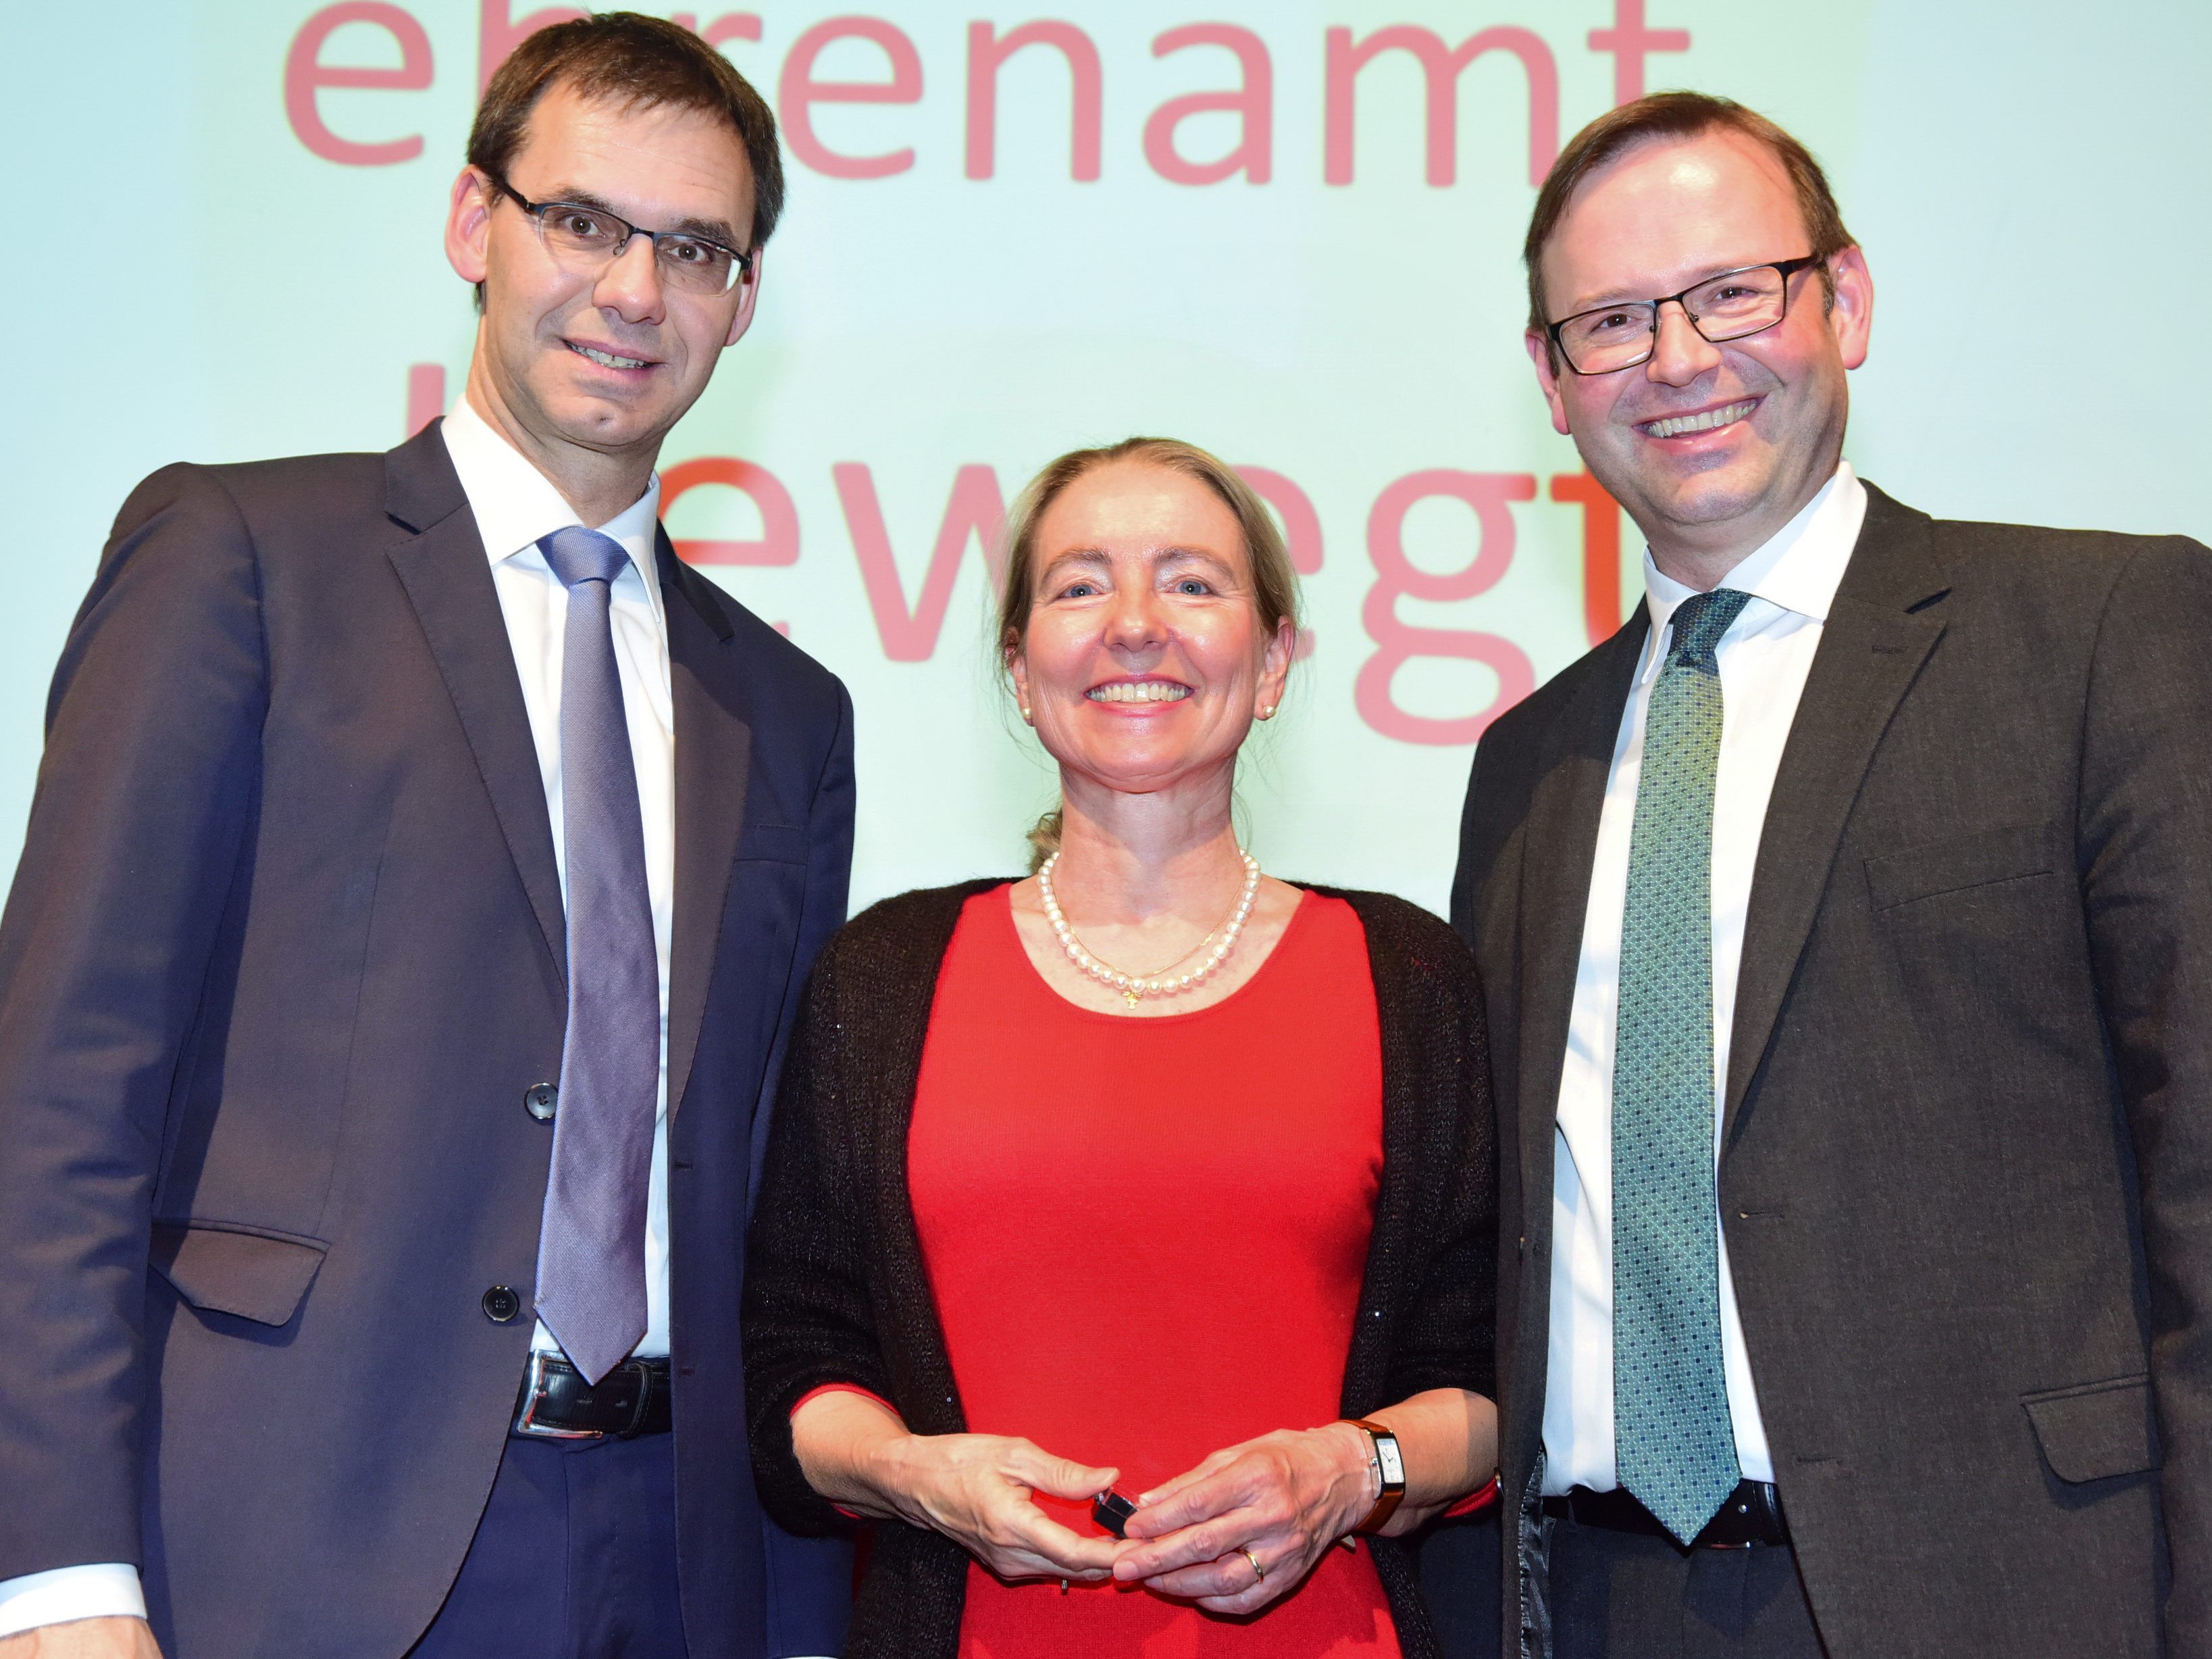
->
[482, 1286, 523, 1323]
[525, 1083, 558, 1122]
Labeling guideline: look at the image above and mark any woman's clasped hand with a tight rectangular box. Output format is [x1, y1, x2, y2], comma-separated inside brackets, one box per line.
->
[789, 1391, 1123, 1588]
[816, 1405, 1389, 1612]
[875, 1434, 1125, 1587]
[1110, 1422, 1381, 1614]
[791, 1391, 1381, 1609]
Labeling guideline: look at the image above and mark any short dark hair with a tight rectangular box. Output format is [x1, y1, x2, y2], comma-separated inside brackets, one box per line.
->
[468, 12, 786, 255]
[1524, 91, 1853, 336]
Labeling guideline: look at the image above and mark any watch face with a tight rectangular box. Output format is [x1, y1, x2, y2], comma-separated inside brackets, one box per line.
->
[1376, 1435, 1406, 1487]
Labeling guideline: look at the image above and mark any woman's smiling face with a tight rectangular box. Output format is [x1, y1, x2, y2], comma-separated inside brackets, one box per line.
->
[1010, 459, 1292, 800]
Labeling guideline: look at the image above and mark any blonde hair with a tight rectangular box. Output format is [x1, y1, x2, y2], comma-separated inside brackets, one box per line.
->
[996, 436, 1302, 869]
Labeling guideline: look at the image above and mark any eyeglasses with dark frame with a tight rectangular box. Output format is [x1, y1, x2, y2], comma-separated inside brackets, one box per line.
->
[483, 170, 754, 297]
[1545, 255, 1825, 376]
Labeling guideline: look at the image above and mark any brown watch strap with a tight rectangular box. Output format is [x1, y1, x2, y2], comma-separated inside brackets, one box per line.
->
[1349, 1419, 1406, 1534]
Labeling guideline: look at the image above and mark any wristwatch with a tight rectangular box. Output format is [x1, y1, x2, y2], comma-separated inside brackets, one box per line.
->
[1348, 1419, 1406, 1534]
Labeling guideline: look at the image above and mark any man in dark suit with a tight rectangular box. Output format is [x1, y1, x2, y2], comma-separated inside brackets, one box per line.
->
[1452, 93, 2208, 1658]
[0, 17, 852, 1659]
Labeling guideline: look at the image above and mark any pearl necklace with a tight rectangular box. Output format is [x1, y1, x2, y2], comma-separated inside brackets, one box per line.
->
[1037, 850, 1262, 1009]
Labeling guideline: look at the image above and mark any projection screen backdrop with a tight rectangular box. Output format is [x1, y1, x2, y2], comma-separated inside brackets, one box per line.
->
[8, 1, 2208, 916]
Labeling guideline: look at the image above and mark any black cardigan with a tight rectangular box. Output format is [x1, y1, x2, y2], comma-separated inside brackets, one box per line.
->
[742, 880, 1497, 1659]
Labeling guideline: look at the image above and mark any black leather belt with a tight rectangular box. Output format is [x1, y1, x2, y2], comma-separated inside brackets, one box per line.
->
[511, 1351, 673, 1440]
[1543, 1480, 1789, 1550]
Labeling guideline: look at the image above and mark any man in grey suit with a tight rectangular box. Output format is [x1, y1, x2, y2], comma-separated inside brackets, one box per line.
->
[0, 16, 852, 1658]
[1452, 93, 2209, 1658]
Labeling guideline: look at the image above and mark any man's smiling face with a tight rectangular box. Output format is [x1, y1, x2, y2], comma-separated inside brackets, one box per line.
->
[1525, 128, 1872, 571]
[450, 79, 760, 478]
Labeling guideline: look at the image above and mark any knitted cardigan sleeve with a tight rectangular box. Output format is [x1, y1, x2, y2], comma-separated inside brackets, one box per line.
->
[1346, 889, 1499, 1410]
[1316, 891, 1498, 1659]
[742, 905, 892, 1538]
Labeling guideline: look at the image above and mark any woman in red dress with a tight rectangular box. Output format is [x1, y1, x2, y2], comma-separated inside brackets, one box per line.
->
[744, 438, 1497, 1658]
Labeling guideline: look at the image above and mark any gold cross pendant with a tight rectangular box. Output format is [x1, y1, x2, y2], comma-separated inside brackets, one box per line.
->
[1123, 988, 1142, 1009]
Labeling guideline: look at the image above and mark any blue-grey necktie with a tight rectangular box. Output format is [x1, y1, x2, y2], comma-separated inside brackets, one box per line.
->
[1612, 586, 1752, 1543]
[532, 526, 658, 1383]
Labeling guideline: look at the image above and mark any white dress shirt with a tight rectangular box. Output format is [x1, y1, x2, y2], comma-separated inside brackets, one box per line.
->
[1541, 463, 1866, 1498]
[0, 395, 679, 1639]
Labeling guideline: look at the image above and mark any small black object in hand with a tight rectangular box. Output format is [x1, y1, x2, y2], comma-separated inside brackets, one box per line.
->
[1092, 1489, 1137, 1538]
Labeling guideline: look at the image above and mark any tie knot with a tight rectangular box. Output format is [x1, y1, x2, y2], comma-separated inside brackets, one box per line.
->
[1666, 588, 1751, 671]
[538, 526, 631, 590]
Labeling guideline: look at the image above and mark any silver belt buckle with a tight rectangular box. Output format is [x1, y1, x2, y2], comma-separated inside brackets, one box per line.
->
[512, 1350, 603, 1440]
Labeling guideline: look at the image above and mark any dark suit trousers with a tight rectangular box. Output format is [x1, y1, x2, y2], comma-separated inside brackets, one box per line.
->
[1551, 1521, 1825, 1659]
[409, 1431, 687, 1659]
[1422, 1511, 1503, 1658]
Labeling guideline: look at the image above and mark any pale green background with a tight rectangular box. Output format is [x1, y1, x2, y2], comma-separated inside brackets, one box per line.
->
[6, 1, 2206, 918]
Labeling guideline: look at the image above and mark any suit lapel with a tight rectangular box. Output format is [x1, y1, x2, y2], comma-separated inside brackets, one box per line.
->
[384, 422, 567, 984]
[660, 535, 749, 1123]
[1514, 614, 1649, 1221]
[1723, 486, 1950, 1144]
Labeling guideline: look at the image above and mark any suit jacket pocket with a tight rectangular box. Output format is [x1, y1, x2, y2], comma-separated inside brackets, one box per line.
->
[2021, 1373, 2159, 1483]
[150, 1218, 330, 1327]
[1865, 821, 2061, 911]
[737, 821, 810, 865]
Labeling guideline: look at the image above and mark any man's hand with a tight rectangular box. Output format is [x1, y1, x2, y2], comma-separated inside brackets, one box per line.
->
[0, 1617, 162, 1658]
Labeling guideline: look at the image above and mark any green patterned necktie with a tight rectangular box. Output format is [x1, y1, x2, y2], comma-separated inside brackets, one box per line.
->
[1613, 586, 1752, 1545]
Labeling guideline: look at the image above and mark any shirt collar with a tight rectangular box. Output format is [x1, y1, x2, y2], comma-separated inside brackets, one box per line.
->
[1635, 461, 1867, 686]
[440, 394, 667, 632]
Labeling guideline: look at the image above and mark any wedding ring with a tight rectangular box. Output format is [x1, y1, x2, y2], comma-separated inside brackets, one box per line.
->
[1240, 1546, 1266, 1583]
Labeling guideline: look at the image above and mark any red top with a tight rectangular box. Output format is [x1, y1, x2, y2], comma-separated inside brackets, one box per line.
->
[906, 885, 1401, 1659]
